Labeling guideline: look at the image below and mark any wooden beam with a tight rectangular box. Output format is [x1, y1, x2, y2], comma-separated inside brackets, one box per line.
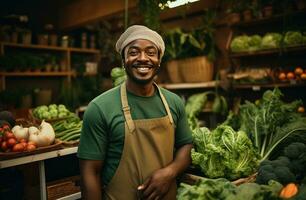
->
[58, 0, 137, 30]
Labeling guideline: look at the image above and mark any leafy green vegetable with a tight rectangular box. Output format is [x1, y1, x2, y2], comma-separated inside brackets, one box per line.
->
[284, 31, 303, 46]
[110, 67, 126, 87]
[191, 125, 259, 180]
[239, 88, 306, 161]
[230, 35, 250, 52]
[185, 92, 211, 130]
[177, 178, 236, 200]
[261, 33, 282, 49]
[177, 178, 282, 200]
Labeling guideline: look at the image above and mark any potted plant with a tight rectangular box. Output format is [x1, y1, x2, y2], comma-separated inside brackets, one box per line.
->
[225, 0, 243, 24]
[258, 0, 276, 17]
[163, 10, 216, 83]
[241, 0, 256, 22]
[20, 28, 32, 45]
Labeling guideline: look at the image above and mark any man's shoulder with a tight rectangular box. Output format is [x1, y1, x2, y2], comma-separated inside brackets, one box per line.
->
[159, 87, 182, 102]
[92, 86, 120, 104]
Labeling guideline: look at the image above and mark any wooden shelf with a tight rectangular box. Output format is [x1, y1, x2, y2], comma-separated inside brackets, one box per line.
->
[158, 81, 219, 90]
[0, 146, 77, 169]
[233, 82, 306, 90]
[0, 71, 75, 77]
[1, 42, 100, 54]
[231, 9, 306, 28]
[229, 45, 306, 58]
[69, 47, 100, 54]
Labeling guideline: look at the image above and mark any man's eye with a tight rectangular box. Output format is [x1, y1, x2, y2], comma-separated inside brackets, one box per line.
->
[147, 51, 157, 56]
[129, 51, 138, 56]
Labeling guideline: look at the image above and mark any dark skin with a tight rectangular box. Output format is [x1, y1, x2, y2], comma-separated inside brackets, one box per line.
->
[79, 39, 192, 200]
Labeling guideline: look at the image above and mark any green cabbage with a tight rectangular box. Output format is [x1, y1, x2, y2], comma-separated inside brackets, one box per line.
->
[248, 35, 262, 51]
[191, 125, 259, 180]
[284, 31, 303, 46]
[230, 35, 250, 52]
[261, 33, 282, 49]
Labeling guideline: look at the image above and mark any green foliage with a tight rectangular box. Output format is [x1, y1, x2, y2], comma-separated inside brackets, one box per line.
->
[191, 125, 260, 180]
[284, 31, 304, 46]
[261, 32, 282, 49]
[239, 88, 306, 161]
[256, 142, 306, 185]
[110, 67, 126, 87]
[138, 0, 171, 30]
[177, 178, 282, 200]
[163, 9, 217, 62]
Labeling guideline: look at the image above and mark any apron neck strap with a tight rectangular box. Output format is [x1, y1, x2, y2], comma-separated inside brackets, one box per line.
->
[154, 83, 174, 124]
[121, 82, 136, 134]
[120, 82, 174, 133]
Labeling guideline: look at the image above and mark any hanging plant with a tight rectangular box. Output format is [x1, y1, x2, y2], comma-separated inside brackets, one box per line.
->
[138, 0, 173, 30]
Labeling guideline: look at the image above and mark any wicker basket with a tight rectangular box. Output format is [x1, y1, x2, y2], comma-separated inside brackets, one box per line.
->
[165, 60, 183, 83]
[47, 176, 81, 200]
[179, 56, 214, 83]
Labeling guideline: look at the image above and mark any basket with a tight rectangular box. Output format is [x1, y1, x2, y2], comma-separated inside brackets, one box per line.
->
[180, 172, 257, 186]
[165, 60, 183, 83]
[47, 176, 81, 200]
[179, 56, 214, 83]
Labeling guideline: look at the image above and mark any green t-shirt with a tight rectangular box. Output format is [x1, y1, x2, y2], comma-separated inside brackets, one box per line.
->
[77, 85, 193, 185]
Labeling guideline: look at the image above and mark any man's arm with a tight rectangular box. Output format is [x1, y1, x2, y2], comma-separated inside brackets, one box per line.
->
[79, 159, 103, 200]
[139, 143, 193, 200]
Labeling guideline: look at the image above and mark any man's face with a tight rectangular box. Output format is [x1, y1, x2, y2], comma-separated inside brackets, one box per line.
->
[123, 39, 160, 84]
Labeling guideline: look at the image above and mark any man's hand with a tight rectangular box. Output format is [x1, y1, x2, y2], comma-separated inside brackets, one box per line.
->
[138, 167, 175, 200]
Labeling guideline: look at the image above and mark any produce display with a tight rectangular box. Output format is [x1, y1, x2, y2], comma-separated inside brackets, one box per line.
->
[52, 116, 82, 142]
[256, 142, 306, 185]
[230, 31, 306, 53]
[191, 125, 259, 180]
[237, 88, 306, 161]
[177, 178, 283, 200]
[32, 104, 74, 120]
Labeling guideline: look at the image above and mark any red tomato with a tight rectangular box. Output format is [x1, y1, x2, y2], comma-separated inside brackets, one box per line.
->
[4, 132, 15, 140]
[7, 138, 17, 147]
[0, 136, 3, 143]
[2, 124, 10, 130]
[1, 141, 8, 151]
[26, 144, 37, 151]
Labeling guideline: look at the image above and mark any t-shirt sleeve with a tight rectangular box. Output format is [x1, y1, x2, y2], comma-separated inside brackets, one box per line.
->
[77, 102, 108, 160]
[173, 96, 193, 148]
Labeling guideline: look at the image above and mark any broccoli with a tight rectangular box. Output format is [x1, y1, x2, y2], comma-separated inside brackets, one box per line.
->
[283, 142, 306, 160]
[274, 166, 296, 185]
[256, 159, 296, 185]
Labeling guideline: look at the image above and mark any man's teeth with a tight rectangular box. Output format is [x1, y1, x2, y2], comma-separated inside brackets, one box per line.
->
[138, 67, 150, 72]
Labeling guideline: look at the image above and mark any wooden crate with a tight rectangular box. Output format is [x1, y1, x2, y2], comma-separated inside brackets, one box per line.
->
[47, 176, 80, 200]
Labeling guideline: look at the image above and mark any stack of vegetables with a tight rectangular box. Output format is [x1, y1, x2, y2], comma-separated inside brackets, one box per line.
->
[191, 125, 259, 180]
[32, 104, 75, 120]
[52, 116, 82, 143]
[0, 120, 56, 153]
[230, 31, 306, 53]
[179, 87, 306, 199]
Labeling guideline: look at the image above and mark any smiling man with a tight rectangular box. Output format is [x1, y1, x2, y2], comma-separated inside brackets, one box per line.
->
[77, 25, 193, 200]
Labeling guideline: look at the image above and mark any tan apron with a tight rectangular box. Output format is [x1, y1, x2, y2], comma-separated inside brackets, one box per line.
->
[103, 83, 177, 200]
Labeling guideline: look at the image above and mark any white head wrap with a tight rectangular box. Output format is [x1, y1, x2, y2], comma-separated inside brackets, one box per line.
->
[115, 25, 165, 58]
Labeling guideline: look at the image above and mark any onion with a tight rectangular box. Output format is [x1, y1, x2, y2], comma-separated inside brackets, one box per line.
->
[28, 120, 55, 147]
[12, 125, 29, 141]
